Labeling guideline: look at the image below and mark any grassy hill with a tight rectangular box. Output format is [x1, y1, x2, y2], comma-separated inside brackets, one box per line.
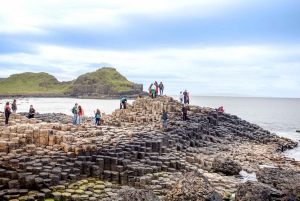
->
[0, 72, 71, 94]
[74, 67, 135, 91]
[0, 67, 139, 95]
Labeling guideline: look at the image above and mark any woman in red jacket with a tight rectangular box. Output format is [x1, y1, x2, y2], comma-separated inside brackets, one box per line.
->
[77, 105, 84, 125]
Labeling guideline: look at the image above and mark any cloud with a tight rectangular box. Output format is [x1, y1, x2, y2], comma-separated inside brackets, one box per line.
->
[0, 0, 299, 97]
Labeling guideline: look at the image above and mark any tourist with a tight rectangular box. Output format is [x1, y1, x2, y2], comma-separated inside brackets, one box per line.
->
[137, 95, 141, 100]
[186, 92, 190, 104]
[11, 99, 17, 113]
[94, 109, 101, 126]
[4, 102, 11, 126]
[218, 106, 224, 112]
[77, 105, 84, 125]
[159, 82, 164, 96]
[155, 81, 159, 98]
[151, 84, 156, 99]
[28, 105, 35, 119]
[72, 103, 78, 125]
[179, 92, 183, 103]
[162, 109, 168, 131]
[148, 83, 153, 97]
[120, 97, 127, 109]
[183, 90, 187, 104]
[182, 104, 188, 121]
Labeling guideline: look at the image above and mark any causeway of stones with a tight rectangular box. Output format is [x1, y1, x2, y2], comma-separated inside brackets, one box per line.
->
[0, 95, 297, 200]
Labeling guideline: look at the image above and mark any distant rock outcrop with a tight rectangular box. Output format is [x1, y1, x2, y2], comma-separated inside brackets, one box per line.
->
[212, 158, 242, 175]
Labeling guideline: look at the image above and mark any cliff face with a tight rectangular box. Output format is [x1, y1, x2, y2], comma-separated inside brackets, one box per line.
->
[0, 67, 143, 98]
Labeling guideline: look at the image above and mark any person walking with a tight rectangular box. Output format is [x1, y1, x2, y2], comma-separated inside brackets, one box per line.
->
[162, 109, 168, 131]
[159, 82, 164, 96]
[72, 103, 78, 125]
[77, 105, 84, 125]
[183, 90, 187, 104]
[182, 104, 188, 121]
[11, 99, 17, 113]
[4, 102, 11, 126]
[94, 109, 101, 126]
[179, 92, 183, 103]
[28, 105, 35, 119]
[186, 92, 190, 104]
[120, 97, 127, 109]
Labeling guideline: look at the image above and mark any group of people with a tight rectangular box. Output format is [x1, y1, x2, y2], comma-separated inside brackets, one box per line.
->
[3, 99, 35, 126]
[149, 81, 164, 98]
[71, 103, 102, 126]
[179, 90, 190, 104]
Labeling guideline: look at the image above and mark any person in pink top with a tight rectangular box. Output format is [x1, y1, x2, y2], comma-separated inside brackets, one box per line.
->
[77, 105, 84, 125]
[186, 92, 190, 104]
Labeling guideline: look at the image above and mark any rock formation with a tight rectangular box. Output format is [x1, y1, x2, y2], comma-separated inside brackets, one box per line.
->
[0, 95, 299, 200]
[212, 158, 242, 175]
[163, 170, 222, 201]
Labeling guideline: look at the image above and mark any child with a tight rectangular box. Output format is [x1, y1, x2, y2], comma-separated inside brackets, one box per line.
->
[94, 109, 101, 126]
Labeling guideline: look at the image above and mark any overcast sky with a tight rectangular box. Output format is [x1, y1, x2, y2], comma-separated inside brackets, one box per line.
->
[0, 0, 299, 97]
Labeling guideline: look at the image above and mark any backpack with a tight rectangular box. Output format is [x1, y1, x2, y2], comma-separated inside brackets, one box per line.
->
[71, 107, 75, 114]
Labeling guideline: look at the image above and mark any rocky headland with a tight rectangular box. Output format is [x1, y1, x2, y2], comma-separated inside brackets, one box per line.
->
[0, 96, 299, 201]
[0, 67, 144, 99]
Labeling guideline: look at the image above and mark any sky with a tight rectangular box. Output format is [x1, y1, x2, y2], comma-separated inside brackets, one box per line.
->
[0, 0, 299, 98]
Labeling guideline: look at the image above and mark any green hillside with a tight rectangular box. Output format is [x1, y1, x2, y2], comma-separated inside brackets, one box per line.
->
[73, 67, 134, 91]
[0, 72, 71, 94]
[0, 67, 138, 95]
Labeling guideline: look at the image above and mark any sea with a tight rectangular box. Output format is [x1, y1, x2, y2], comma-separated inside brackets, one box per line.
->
[0, 96, 299, 161]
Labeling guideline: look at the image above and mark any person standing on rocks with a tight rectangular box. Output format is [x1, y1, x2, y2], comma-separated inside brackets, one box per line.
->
[11, 99, 17, 113]
[159, 82, 164, 96]
[182, 104, 188, 121]
[4, 102, 11, 126]
[186, 92, 190, 104]
[77, 105, 84, 125]
[72, 103, 78, 125]
[183, 90, 187, 104]
[155, 81, 159, 98]
[179, 92, 183, 103]
[151, 84, 156, 99]
[28, 105, 35, 119]
[162, 109, 168, 131]
[94, 109, 101, 126]
[120, 97, 127, 109]
[148, 83, 153, 97]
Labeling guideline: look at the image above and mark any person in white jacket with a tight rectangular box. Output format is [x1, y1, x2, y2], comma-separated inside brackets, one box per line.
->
[179, 92, 183, 103]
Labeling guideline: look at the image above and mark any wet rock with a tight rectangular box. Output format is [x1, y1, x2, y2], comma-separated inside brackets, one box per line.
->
[212, 158, 242, 175]
[256, 168, 300, 200]
[163, 170, 222, 201]
[236, 181, 285, 201]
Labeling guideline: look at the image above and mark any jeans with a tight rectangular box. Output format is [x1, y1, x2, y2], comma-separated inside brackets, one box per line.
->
[95, 118, 100, 125]
[183, 113, 187, 121]
[163, 119, 167, 128]
[73, 114, 78, 125]
[155, 91, 158, 98]
[180, 98, 183, 103]
[184, 97, 186, 104]
[5, 113, 10, 125]
[77, 115, 83, 125]
[160, 89, 163, 96]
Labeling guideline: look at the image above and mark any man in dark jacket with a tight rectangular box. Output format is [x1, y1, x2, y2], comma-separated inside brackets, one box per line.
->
[159, 82, 164, 96]
[28, 105, 35, 119]
[183, 90, 187, 104]
[182, 104, 188, 121]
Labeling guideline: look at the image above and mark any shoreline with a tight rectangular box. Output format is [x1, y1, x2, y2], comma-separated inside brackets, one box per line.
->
[0, 95, 299, 200]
